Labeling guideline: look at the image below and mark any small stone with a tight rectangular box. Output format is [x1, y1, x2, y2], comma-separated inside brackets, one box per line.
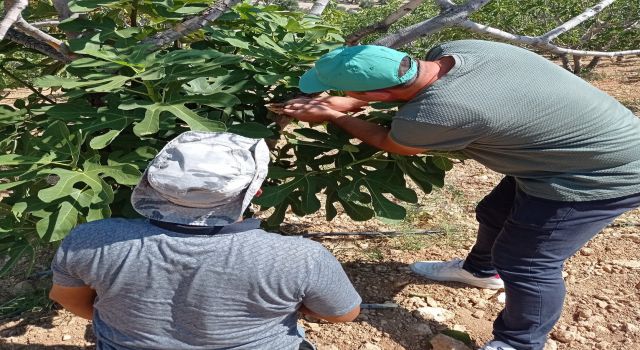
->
[472, 310, 485, 319]
[545, 338, 558, 350]
[409, 323, 433, 336]
[415, 307, 455, 322]
[426, 296, 439, 307]
[562, 271, 569, 278]
[452, 324, 467, 332]
[574, 308, 593, 320]
[409, 296, 427, 308]
[636, 281, 640, 290]
[62, 335, 72, 341]
[306, 323, 322, 332]
[552, 330, 575, 343]
[359, 342, 381, 350]
[623, 322, 639, 334]
[611, 260, 640, 269]
[580, 247, 594, 256]
[596, 300, 608, 309]
[474, 300, 487, 309]
[430, 334, 472, 350]
[603, 265, 614, 273]
[497, 292, 506, 303]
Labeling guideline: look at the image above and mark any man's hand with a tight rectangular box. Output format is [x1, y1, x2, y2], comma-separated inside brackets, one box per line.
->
[286, 96, 368, 113]
[282, 102, 345, 123]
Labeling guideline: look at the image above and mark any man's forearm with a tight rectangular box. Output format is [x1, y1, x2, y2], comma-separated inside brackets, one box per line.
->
[330, 114, 390, 150]
[329, 115, 426, 155]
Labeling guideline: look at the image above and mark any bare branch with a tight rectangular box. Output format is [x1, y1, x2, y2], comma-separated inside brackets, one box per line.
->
[0, 0, 28, 40]
[346, 0, 424, 45]
[14, 18, 67, 52]
[142, 0, 243, 49]
[375, 0, 493, 48]
[459, 19, 640, 57]
[308, 0, 330, 16]
[31, 20, 61, 28]
[52, 0, 73, 20]
[5, 28, 72, 62]
[542, 0, 615, 41]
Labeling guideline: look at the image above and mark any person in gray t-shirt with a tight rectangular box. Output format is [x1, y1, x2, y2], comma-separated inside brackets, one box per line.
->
[49, 131, 361, 350]
[281, 41, 640, 350]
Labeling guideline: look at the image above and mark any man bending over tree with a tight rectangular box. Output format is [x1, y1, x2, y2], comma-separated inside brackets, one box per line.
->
[281, 40, 640, 350]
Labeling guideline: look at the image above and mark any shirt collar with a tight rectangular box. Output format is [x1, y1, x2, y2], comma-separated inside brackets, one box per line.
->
[150, 218, 261, 236]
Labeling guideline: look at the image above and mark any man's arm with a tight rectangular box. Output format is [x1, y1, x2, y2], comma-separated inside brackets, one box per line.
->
[283, 102, 427, 156]
[49, 284, 96, 320]
[287, 96, 368, 113]
[299, 304, 360, 323]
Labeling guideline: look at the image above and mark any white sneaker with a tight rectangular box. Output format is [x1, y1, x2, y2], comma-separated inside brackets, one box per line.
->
[479, 340, 516, 350]
[410, 258, 504, 289]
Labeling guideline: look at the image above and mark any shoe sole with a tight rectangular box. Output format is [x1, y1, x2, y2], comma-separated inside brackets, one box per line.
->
[409, 264, 504, 290]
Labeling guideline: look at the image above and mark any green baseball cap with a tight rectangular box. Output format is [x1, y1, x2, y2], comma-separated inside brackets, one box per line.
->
[299, 45, 417, 93]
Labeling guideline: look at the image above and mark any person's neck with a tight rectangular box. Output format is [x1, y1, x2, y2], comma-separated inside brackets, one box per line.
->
[401, 57, 455, 100]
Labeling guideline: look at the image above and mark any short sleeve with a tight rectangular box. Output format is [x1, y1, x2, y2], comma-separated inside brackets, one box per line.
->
[390, 117, 483, 151]
[300, 247, 361, 317]
[51, 231, 88, 287]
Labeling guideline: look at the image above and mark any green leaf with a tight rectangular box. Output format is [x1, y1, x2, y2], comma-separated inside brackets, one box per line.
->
[228, 122, 274, 138]
[254, 176, 305, 207]
[300, 177, 321, 214]
[89, 129, 121, 149]
[38, 162, 141, 204]
[133, 106, 161, 136]
[432, 156, 454, 171]
[164, 104, 227, 132]
[362, 184, 406, 220]
[36, 201, 79, 242]
[255, 74, 284, 85]
[339, 198, 374, 221]
[224, 37, 251, 49]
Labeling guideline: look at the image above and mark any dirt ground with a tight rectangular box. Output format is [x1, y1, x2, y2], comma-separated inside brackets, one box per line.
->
[1, 57, 639, 350]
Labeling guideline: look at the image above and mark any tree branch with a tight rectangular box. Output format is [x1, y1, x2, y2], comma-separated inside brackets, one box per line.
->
[141, 0, 243, 49]
[542, 0, 615, 41]
[458, 19, 640, 57]
[0, 0, 28, 40]
[14, 18, 67, 52]
[346, 0, 425, 45]
[374, 0, 492, 48]
[5, 28, 72, 62]
[31, 20, 61, 28]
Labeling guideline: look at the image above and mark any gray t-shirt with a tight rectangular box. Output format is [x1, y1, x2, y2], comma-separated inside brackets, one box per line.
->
[391, 40, 640, 201]
[52, 218, 361, 350]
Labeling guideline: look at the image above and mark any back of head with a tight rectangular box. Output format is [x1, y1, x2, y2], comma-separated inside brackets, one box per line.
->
[131, 131, 269, 226]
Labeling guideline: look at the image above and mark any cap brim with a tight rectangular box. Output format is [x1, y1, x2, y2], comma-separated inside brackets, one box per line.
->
[299, 67, 333, 93]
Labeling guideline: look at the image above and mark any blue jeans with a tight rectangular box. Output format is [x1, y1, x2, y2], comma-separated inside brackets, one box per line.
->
[462, 177, 640, 350]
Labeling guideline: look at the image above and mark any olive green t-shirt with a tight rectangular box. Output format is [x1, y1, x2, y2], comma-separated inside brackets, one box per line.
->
[391, 40, 640, 201]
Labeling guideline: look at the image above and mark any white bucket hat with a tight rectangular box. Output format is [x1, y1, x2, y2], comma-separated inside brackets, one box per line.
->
[131, 131, 269, 226]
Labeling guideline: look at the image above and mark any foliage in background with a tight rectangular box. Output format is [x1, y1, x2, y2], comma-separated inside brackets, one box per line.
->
[0, 2, 453, 276]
